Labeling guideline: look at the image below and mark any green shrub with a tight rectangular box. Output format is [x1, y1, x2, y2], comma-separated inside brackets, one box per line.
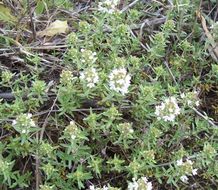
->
[0, 0, 217, 189]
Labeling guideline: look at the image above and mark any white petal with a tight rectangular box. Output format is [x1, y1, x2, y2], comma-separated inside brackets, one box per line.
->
[176, 159, 183, 166]
[192, 168, 198, 175]
[147, 182, 153, 190]
[180, 175, 188, 183]
[89, 185, 95, 190]
[12, 120, 17, 126]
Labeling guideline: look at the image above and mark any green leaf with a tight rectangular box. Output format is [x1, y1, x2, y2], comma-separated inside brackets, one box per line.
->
[35, 0, 45, 15]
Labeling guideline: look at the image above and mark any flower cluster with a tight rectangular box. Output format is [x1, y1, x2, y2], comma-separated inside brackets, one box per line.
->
[64, 121, 80, 140]
[32, 80, 47, 95]
[60, 70, 73, 85]
[42, 163, 56, 178]
[81, 49, 97, 64]
[12, 113, 36, 134]
[39, 142, 54, 157]
[176, 159, 198, 183]
[39, 184, 54, 190]
[181, 91, 200, 107]
[118, 122, 134, 134]
[109, 68, 131, 95]
[60, 67, 131, 95]
[203, 143, 217, 157]
[79, 21, 91, 33]
[0, 159, 11, 173]
[89, 184, 119, 190]
[141, 150, 155, 161]
[80, 67, 99, 88]
[98, 0, 120, 14]
[155, 96, 180, 122]
[1, 70, 14, 84]
[89, 185, 108, 190]
[128, 177, 152, 190]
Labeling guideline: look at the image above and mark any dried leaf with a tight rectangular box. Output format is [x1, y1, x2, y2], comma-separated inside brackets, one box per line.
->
[37, 20, 69, 37]
[0, 4, 17, 24]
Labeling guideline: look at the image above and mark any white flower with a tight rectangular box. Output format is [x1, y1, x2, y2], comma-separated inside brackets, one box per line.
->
[89, 185, 95, 190]
[80, 49, 97, 64]
[30, 120, 36, 127]
[176, 158, 198, 182]
[180, 175, 188, 183]
[80, 68, 99, 88]
[71, 134, 76, 140]
[128, 177, 152, 190]
[186, 159, 193, 165]
[64, 121, 80, 140]
[177, 158, 193, 167]
[70, 121, 75, 126]
[181, 93, 185, 99]
[60, 70, 73, 85]
[12, 120, 17, 126]
[176, 159, 183, 166]
[129, 128, 134, 133]
[192, 168, 198, 175]
[27, 113, 32, 118]
[146, 182, 153, 190]
[102, 186, 109, 190]
[187, 100, 192, 105]
[89, 185, 109, 190]
[98, 0, 120, 14]
[109, 68, 131, 95]
[195, 100, 200, 107]
[141, 177, 152, 190]
[119, 123, 134, 134]
[12, 113, 36, 134]
[181, 90, 200, 107]
[155, 96, 180, 122]
[128, 178, 138, 190]
[21, 129, 27, 134]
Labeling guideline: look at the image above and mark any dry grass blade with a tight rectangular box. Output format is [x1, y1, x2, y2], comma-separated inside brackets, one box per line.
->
[197, 10, 218, 62]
